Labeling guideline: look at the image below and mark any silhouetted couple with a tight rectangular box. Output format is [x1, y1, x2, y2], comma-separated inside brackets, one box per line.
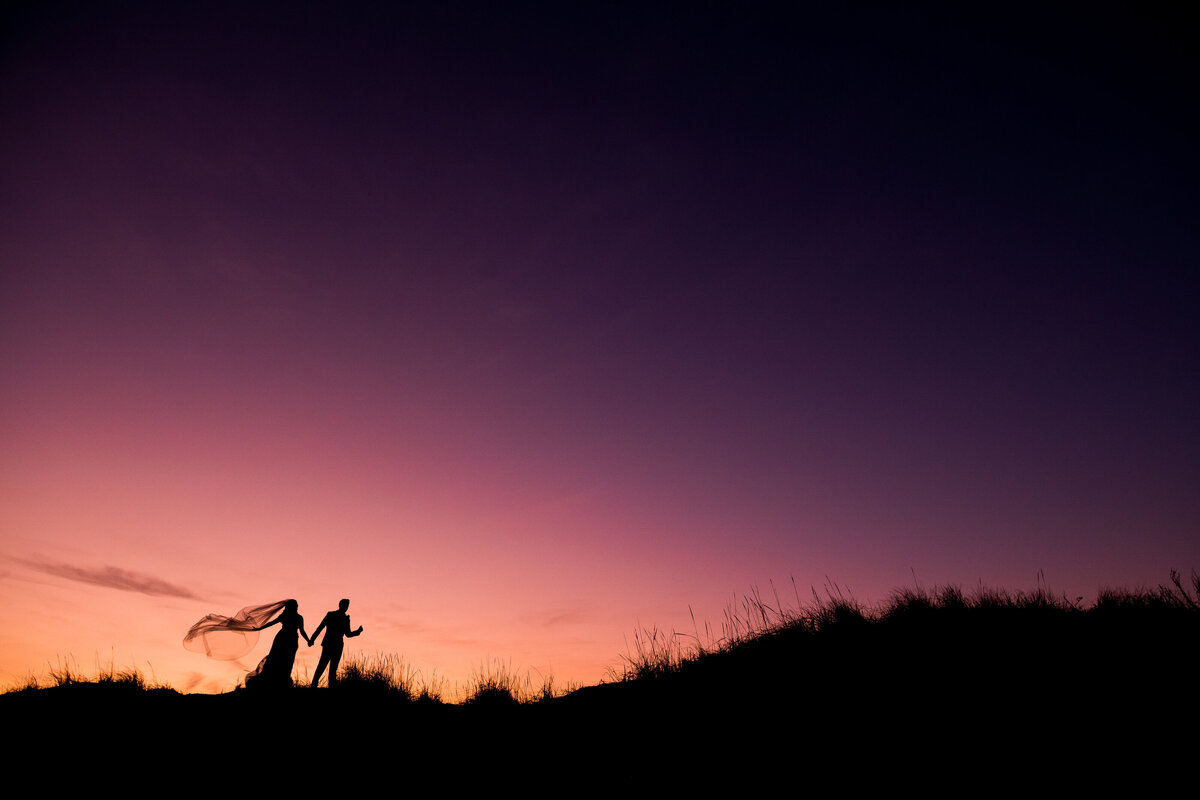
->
[185, 598, 362, 689]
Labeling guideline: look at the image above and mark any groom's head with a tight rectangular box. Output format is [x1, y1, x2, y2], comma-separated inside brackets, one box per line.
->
[339, 599, 350, 611]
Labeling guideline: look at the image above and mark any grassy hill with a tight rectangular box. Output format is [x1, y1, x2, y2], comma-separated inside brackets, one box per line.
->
[6, 573, 1197, 788]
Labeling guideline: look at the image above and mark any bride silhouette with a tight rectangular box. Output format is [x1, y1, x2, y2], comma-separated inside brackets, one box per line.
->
[246, 599, 310, 689]
[183, 599, 311, 689]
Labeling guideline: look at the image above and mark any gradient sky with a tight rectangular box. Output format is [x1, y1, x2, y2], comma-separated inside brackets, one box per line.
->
[2, 2, 1197, 695]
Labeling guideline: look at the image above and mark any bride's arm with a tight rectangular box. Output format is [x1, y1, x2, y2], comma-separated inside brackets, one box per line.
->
[253, 614, 283, 632]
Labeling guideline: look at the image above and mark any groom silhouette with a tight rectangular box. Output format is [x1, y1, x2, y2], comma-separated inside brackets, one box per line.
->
[309, 599, 363, 687]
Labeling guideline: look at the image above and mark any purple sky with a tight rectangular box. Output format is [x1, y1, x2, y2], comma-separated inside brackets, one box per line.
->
[2, 2, 1197, 693]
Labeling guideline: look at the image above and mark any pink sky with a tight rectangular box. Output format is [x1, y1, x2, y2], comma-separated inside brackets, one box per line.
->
[2, 3, 1197, 694]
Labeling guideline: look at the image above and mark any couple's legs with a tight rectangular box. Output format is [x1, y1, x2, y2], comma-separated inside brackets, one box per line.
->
[312, 644, 344, 687]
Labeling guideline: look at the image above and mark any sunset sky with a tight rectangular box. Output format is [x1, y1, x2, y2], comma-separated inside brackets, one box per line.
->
[2, 2, 1196, 695]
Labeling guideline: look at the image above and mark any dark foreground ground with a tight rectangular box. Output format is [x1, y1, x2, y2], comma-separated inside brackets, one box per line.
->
[6, 591, 1197, 790]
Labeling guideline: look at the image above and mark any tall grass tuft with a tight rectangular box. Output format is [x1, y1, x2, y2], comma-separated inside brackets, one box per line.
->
[463, 659, 532, 705]
[1158, 568, 1199, 609]
[334, 653, 446, 702]
[29, 654, 167, 692]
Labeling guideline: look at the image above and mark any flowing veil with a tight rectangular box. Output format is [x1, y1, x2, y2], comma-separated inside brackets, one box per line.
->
[183, 600, 289, 660]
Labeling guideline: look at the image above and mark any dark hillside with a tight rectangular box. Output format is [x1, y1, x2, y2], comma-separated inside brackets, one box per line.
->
[6, 578, 1197, 788]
